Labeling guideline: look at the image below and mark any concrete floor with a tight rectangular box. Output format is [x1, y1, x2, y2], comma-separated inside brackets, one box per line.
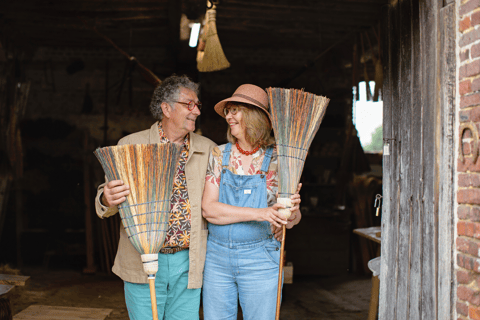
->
[8, 267, 372, 319]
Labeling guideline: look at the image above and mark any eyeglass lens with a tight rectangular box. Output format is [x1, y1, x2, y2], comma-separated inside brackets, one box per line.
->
[187, 101, 202, 111]
[224, 106, 239, 116]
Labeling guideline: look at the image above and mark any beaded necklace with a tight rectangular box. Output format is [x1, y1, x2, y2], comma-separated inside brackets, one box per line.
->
[235, 141, 260, 156]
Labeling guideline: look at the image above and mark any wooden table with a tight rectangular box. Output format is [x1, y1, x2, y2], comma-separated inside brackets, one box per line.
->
[0, 274, 30, 319]
[352, 226, 381, 320]
[353, 226, 381, 244]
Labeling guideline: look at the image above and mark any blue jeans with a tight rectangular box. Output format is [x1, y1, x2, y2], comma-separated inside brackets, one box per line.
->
[124, 250, 200, 320]
[202, 236, 281, 320]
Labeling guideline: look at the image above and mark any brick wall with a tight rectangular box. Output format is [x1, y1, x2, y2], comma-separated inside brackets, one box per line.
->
[457, 0, 480, 319]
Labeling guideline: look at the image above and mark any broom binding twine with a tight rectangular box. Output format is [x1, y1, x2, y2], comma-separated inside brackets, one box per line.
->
[277, 197, 292, 219]
[142, 253, 159, 279]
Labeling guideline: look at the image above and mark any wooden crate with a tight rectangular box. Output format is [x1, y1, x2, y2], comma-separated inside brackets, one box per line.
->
[14, 305, 113, 320]
[284, 262, 294, 284]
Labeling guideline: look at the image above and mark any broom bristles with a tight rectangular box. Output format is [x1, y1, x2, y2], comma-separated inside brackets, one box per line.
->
[94, 143, 180, 256]
[197, 6, 230, 72]
[267, 88, 330, 198]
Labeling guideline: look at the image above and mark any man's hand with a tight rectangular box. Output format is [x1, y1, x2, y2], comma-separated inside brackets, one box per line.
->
[101, 180, 130, 207]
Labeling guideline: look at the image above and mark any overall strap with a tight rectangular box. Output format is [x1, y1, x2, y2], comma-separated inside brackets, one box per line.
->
[259, 146, 274, 174]
[221, 143, 232, 168]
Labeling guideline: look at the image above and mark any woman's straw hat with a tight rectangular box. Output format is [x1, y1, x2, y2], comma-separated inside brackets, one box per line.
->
[214, 84, 271, 120]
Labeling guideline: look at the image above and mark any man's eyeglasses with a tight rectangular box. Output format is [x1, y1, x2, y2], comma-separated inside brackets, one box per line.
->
[172, 100, 202, 111]
[223, 106, 240, 116]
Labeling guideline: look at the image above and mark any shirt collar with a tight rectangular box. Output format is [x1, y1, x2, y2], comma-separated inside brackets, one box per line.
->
[158, 122, 190, 149]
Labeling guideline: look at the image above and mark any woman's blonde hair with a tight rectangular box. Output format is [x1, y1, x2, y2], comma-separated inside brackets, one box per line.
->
[226, 102, 275, 147]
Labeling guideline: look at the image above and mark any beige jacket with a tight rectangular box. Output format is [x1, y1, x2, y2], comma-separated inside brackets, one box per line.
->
[95, 122, 216, 289]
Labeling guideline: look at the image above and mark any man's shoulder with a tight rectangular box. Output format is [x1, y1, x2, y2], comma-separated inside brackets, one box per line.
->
[191, 132, 217, 149]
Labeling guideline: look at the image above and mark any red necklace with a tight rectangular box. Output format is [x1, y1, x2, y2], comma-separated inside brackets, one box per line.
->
[236, 141, 260, 156]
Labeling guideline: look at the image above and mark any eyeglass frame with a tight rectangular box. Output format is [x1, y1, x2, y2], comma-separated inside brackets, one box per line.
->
[170, 100, 202, 111]
[223, 105, 241, 116]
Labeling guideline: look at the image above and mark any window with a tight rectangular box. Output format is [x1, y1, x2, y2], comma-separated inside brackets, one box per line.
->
[353, 81, 383, 153]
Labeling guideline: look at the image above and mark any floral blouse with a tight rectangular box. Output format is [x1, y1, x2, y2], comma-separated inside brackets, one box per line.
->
[205, 143, 279, 207]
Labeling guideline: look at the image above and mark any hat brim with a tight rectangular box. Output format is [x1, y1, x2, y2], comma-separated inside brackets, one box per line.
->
[214, 96, 271, 121]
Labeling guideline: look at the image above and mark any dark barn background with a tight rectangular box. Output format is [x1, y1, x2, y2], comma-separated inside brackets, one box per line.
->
[0, 0, 386, 293]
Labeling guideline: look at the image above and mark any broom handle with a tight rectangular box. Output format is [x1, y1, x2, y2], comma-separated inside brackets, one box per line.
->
[149, 278, 159, 320]
[275, 224, 286, 320]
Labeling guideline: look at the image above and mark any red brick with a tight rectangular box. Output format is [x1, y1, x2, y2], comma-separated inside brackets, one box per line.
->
[470, 305, 480, 320]
[460, 0, 480, 16]
[473, 43, 480, 59]
[461, 80, 473, 95]
[473, 11, 480, 27]
[457, 237, 479, 255]
[461, 93, 480, 108]
[459, 285, 475, 301]
[461, 49, 470, 62]
[473, 78, 480, 92]
[473, 207, 480, 221]
[458, 301, 469, 316]
[459, 221, 468, 236]
[459, 269, 472, 284]
[463, 142, 473, 155]
[459, 205, 472, 219]
[458, 189, 480, 204]
[460, 28, 480, 47]
[462, 108, 480, 122]
[460, 60, 480, 79]
[459, 254, 476, 270]
[461, 16, 472, 32]
[459, 174, 480, 187]
[460, 109, 471, 122]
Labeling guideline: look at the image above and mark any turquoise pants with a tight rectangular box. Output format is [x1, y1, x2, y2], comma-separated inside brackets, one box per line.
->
[124, 250, 201, 320]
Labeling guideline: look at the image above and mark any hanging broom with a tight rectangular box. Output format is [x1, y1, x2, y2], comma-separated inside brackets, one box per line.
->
[94, 143, 180, 320]
[266, 88, 330, 320]
[197, 1, 230, 72]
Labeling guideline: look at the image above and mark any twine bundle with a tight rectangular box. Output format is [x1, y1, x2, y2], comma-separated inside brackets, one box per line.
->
[266, 87, 330, 320]
[94, 143, 180, 320]
[197, 2, 230, 72]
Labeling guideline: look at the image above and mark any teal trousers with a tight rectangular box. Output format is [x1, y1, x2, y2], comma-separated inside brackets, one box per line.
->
[124, 250, 201, 320]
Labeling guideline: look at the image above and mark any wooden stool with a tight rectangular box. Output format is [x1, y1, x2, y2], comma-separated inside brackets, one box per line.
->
[367, 257, 381, 320]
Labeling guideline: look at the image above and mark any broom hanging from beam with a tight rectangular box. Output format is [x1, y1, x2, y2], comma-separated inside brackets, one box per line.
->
[197, 0, 230, 72]
[94, 143, 180, 320]
[266, 88, 330, 320]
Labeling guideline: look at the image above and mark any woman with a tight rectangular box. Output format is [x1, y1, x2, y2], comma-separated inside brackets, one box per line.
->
[201, 84, 302, 320]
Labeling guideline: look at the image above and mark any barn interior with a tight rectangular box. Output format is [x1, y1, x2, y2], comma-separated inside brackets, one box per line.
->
[0, 0, 387, 318]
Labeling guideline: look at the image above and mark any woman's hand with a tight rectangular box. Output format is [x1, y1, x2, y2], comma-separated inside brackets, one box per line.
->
[287, 183, 302, 227]
[257, 203, 288, 228]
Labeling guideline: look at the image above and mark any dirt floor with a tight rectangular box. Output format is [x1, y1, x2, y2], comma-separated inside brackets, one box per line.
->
[8, 267, 372, 320]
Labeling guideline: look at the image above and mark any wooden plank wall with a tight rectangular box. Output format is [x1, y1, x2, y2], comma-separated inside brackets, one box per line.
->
[378, 0, 455, 318]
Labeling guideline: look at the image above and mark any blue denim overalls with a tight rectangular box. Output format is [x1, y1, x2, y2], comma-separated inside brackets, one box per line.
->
[202, 143, 282, 320]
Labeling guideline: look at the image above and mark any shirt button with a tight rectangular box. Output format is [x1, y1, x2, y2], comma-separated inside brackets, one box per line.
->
[275, 247, 279, 251]
[268, 235, 273, 239]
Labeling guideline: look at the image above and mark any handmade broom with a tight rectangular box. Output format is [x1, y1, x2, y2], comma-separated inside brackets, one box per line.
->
[197, 1, 230, 72]
[266, 88, 330, 320]
[94, 143, 180, 320]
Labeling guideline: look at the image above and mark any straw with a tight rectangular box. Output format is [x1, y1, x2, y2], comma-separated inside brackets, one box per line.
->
[94, 143, 180, 320]
[197, 3, 230, 72]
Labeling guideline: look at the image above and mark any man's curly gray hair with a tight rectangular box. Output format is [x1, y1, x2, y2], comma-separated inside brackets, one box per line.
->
[149, 75, 200, 121]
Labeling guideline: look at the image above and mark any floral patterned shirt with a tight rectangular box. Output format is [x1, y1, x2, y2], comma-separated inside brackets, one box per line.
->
[158, 123, 191, 248]
[205, 144, 279, 207]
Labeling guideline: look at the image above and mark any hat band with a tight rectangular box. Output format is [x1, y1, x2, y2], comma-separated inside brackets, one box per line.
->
[232, 93, 268, 111]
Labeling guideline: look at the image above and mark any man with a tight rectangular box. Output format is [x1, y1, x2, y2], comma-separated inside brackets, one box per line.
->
[95, 75, 216, 320]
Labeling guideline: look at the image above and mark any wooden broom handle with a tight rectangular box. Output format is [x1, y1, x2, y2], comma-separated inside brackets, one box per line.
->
[149, 278, 159, 320]
[275, 225, 286, 320]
